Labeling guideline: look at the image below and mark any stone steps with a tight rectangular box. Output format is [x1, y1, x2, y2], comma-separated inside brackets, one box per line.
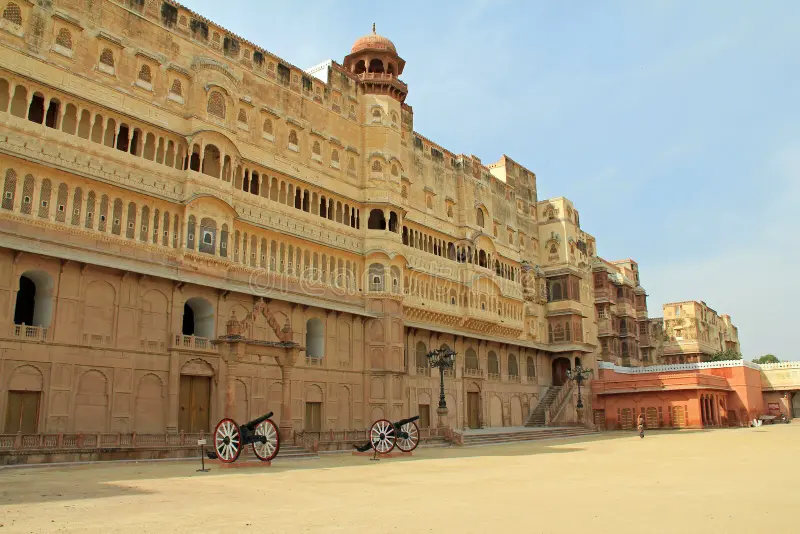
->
[235, 443, 319, 462]
[460, 427, 597, 447]
[525, 386, 564, 427]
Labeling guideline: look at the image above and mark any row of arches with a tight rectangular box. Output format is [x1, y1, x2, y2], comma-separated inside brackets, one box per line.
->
[401, 225, 520, 283]
[234, 233, 362, 290]
[403, 274, 524, 321]
[413, 342, 536, 380]
[236, 165, 362, 230]
[1, 168, 183, 246]
[0, 79, 190, 173]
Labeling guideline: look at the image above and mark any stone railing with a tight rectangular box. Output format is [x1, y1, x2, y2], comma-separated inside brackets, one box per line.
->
[463, 367, 483, 378]
[306, 356, 323, 367]
[488, 372, 500, 381]
[547, 381, 576, 424]
[173, 334, 217, 352]
[759, 362, 800, 370]
[12, 324, 48, 341]
[416, 366, 431, 377]
[0, 431, 209, 452]
[507, 375, 521, 383]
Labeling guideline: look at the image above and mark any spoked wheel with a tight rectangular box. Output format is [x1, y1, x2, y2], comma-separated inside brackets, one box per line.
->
[214, 418, 242, 464]
[252, 418, 280, 461]
[395, 420, 420, 452]
[370, 419, 396, 454]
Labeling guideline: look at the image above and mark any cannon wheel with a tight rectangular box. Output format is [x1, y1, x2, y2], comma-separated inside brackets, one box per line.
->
[370, 419, 396, 454]
[252, 418, 280, 461]
[395, 420, 420, 453]
[214, 418, 242, 463]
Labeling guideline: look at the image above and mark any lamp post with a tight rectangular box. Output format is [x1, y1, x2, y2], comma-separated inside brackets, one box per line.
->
[565, 365, 593, 409]
[427, 347, 456, 427]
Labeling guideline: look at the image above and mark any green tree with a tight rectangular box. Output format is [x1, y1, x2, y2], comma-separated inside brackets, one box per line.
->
[752, 354, 780, 364]
[704, 349, 743, 362]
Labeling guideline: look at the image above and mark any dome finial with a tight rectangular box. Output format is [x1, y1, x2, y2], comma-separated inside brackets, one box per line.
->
[372, 22, 376, 34]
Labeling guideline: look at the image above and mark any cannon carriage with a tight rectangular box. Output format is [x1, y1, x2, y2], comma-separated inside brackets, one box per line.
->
[211, 412, 280, 463]
[354, 415, 421, 455]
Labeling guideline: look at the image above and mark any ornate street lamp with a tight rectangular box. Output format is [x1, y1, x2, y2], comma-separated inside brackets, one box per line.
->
[427, 347, 457, 425]
[565, 365, 593, 409]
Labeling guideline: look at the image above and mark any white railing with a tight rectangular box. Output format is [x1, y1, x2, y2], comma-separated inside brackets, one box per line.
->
[12, 324, 48, 341]
[599, 359, 761, 374]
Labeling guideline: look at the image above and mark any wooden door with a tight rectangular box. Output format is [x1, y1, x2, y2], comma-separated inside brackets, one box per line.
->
[672, 406, 686, 428]
[552, 358, 570, 386]
[645, 407, 658, 429]
[418, 404, 430, 429]
[178, 376, 211, 433]
[305, 402, 322, 431]
[619, 408, 633, 430]
[467, 392, 480, 429]
[4, 391, 40, 434]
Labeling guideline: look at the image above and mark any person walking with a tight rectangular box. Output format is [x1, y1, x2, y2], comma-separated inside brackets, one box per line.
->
[637, 414, 645, 439]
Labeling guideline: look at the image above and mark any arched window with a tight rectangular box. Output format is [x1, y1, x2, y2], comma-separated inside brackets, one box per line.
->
[371, 160, 382, 173]
[207, 91, 226, 119]
[526, 356, 536, 378]
[201, 144, 221, 178]
[488, 351, 499, 376]
[99, 48, 114, 67]
[368, 263, 385, 291]
[348, 157, 356, 172]
[55, 28, 72, 49]
[372, 108, 381, 120]
[415, 341, 428, 369]
[476, 208, 485, 228]
[508, 354, 518, 377]
[465, 348, 478, 370]
[312, 141, 321, 155]
[306, 318, 325, 359]
[331, 149, 339, 163]
[14, 271, 54, 329]
[367, 209, 386, 230]
[237, 108, 247, 123]
[288, 130, 298, 145]
[182, 297, 215, 338]
[401, 185, 408, 199]
[138, 64, 152, 83]
[263, 118, 273, 134]
[170, 79, 182, 96]
[391, 164, 398, 176]
[2, 3, 22, 25]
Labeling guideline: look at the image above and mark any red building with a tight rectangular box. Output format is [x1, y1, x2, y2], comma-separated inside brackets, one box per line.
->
[591, 360, 764, 430]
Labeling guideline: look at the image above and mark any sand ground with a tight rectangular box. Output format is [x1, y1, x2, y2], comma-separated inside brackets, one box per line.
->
[0, 424, 797, 533]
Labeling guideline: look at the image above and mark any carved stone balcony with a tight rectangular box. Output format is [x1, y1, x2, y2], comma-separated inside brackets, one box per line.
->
[11, 324, 48, 342]
[463, 367, 483, 379]
[172, 334, 217, 352]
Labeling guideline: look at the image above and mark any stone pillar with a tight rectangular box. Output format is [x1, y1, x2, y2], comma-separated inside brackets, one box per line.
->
[277, 347, 299, 438]
[166, 350, 180, 432]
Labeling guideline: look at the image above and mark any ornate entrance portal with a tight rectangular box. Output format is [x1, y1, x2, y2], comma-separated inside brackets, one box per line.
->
[552, 357, 571, 386]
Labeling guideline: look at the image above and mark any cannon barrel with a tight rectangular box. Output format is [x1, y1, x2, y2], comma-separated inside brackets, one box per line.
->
[394, 415, 420, 427]
[242, 412, 274, 432]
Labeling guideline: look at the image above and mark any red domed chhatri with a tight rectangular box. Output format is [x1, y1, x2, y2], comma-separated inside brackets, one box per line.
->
[351, 23, 397, 55]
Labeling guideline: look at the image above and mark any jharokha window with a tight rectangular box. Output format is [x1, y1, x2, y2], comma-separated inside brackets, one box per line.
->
[55, 28, 73, 50]
[207, 91, 226, 119]
[547, 275, 581, 302]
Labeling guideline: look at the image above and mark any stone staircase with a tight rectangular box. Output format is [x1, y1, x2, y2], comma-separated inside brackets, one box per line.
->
[525, 386, 562, 427]
[460, 427, 597, 447]
[234, 443, 319, 462]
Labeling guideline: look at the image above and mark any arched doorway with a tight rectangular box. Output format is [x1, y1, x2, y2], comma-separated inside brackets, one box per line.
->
[552, 357, 571, 386]
[792, 392, 800, 418]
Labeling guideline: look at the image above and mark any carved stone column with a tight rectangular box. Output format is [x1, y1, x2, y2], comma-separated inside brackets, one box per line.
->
[277, 347, 299, 439]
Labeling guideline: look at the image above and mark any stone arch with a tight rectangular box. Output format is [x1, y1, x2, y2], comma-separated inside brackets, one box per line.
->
[510, 396, 523, 426]
[367, 209, 386, 230]
[489, 395, 503, 427]
[488, 351, 499, 376]
[134, 373, 165, 433]
[368, 263, 385, 291]
[180, 358, 215, 377]
[14, 269, 55, 328]
[7, 364, 43, 391]
[306, 384, 323, 403]
[73, 369, 109, 432]
[207, 90, 226, 119]
[82, 280, 116, 340]
[465, 347, 479, 370]
[182, 297, 215, 338]
[552, 357, 570, 386]
[370, 376, 385, 399]
[201, 144, 221, 178]
[306, 317, 325, 358]
[140, 289, 169, 348]
[370, 405, 384, 422]
[337, 385, 351, 430]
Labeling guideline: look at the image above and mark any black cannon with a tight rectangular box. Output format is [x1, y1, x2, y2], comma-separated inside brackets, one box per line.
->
[354, 415, 420, 455]
[210, 412, 280, 463]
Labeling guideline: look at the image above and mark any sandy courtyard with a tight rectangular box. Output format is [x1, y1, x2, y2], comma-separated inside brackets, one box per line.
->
[0, 425, 796, 533]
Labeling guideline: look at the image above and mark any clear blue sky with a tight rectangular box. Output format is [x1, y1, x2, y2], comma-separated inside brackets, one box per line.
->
[182, 1, 799, 360]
